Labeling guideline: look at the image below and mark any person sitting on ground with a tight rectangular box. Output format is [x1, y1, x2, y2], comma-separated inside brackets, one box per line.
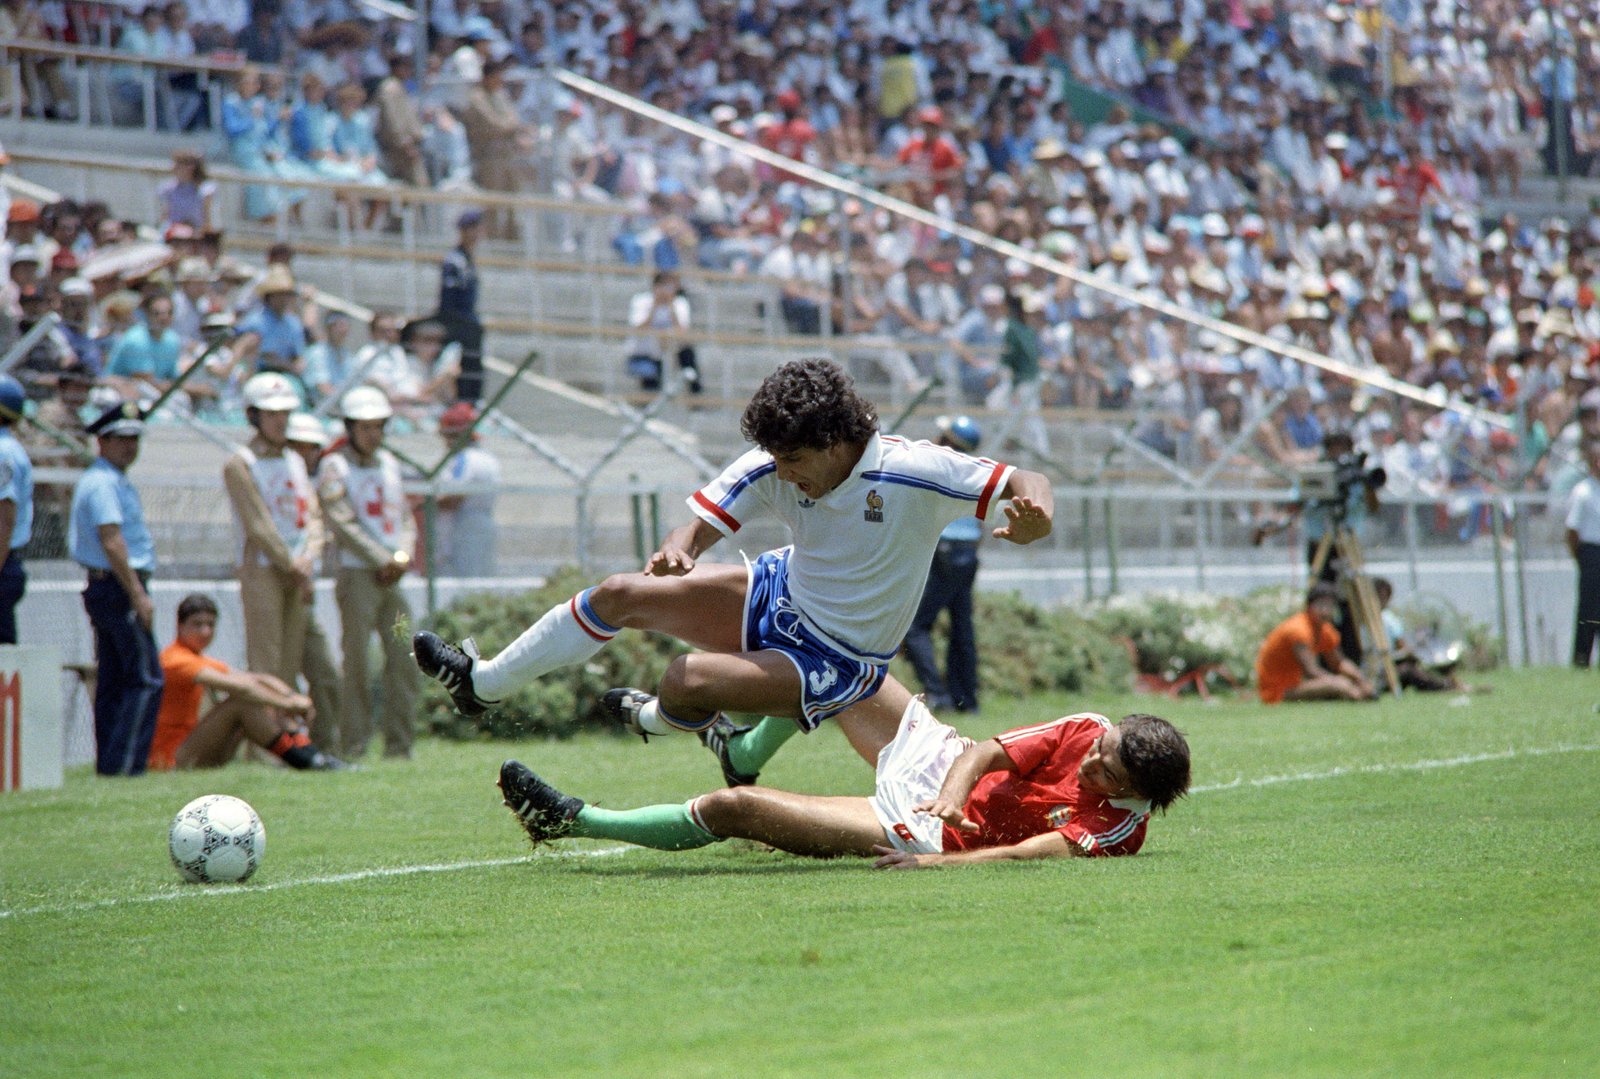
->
[148, 592, 348, 771]
[495, 675, 1190, 869]
[1254, 583, 1376, 704]
[1370, 576, 1476, 693]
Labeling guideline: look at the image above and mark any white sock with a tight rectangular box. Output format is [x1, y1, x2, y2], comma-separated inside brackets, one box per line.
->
[473, 588, 618, 699]
[636, 699, 680, 737]
[637, 699, 718, 736]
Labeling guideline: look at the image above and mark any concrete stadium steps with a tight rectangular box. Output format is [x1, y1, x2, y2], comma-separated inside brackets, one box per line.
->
[263, 243, 778, 339]
[113, 410, 712, 578]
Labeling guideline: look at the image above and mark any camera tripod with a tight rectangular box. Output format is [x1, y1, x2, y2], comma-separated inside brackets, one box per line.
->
[1309, 524, 1401, 699]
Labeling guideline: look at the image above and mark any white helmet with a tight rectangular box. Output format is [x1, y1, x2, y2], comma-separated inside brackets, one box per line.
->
[285, 411, 329, 448]
[242, 372, 302, 412]
[341, 385, 393, 421]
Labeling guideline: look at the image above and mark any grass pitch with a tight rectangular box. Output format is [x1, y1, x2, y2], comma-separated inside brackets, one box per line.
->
[4, 668, 1599, 1078]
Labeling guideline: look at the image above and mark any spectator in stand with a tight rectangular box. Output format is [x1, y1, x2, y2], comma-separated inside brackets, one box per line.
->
[1, 0, 74, 121]
[398, 319, 462, 419]
[757, 88, 818, 181]
[106, 292, 182, 400]
[158, 2, 205, 126]
[625, 270, 700, 395]
[289, 72, 356, 180]
[986, 290, 1050, 459]
[949, 282, 1007, 405]
[155, 148, 214, 232]
[223, 66, 306, 224]
[329, 81, 391, 196]
[56, 277, 103, 378]
[12, 283, 76, 399]
[233, 1, 288, 66]
[231, 265, 308, 383]
[1279, 386, 1324, 463]
[301, 309, 357, 407]
[761, 222, 833, 335]
[885, 254, 963, 385]
[896, 105, 964, 209]
[350, 310, 411, 400]
[374, 52, 428, 189]
[96, 291, 141, 363]
[462, 57, 531, 233]
[168, 258, 212, 349]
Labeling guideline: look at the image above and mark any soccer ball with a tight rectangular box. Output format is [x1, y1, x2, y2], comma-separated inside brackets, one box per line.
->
[168, 794, 266, 884]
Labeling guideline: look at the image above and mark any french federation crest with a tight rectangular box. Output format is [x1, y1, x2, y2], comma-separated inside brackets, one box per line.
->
[1047, 805, 1073, 828]
[864, 489, 884, 523]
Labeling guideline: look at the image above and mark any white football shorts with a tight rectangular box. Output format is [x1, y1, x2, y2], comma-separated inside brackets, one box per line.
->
[868, 697, 975, 854]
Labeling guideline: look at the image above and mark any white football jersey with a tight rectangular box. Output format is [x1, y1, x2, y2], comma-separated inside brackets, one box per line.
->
[689, 434, 1014, 660]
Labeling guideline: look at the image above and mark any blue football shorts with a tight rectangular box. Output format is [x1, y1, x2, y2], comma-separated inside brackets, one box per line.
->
[742, 548, 887, 731]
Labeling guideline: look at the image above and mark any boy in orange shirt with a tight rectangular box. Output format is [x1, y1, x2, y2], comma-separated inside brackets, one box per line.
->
[148, 593, 349, 771]
[1255, 583, 1375, 704]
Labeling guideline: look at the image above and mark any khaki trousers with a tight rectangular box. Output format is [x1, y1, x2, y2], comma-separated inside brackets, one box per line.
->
[240, 561, 345, 750]
[334, 566, 418, 758]
[239, 561, 306, 685]
[303, 613, 344, 752]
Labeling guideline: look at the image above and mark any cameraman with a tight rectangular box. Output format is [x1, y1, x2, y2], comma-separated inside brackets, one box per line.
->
[1252, 430, 1383, 666]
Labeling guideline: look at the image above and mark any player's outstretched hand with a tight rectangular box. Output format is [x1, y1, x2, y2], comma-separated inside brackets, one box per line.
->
[644, 547, 696, 576]
[993, 496, 1052, 544]
[914, 797, 979, 833]
[871, 845, 927, 870]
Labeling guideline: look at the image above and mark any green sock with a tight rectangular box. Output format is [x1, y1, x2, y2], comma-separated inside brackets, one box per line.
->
[726, 715, 801, 777]
[567, 803, 720, 851]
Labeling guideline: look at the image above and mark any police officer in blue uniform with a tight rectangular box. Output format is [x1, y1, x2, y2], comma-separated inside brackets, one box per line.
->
[70, 402, 164, 776]
[0, 375, 34, 643]
[434, 209, 484, 403]
[902, 415, 985, 713]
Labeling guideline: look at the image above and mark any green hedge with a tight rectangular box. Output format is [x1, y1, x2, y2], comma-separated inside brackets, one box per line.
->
[420, 572, 1494, 740]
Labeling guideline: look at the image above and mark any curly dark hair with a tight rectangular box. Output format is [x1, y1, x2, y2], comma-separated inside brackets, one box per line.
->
[1116, 714, 1191, 813]
[739, 358, 878, 454]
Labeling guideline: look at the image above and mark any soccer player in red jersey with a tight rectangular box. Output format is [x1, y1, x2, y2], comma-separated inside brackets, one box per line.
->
[494, 676, 1190, 869]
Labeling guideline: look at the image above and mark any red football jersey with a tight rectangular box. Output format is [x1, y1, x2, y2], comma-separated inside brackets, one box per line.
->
[942, 714, 1151, 857]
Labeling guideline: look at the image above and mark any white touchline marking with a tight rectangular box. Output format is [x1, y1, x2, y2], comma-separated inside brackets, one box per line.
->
[1189, 743, 1600, 794]
[0, 846, 632, 921]
[6, 742, 1600, 920]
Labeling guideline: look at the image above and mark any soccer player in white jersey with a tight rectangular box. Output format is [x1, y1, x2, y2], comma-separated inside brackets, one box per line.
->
[414, 358, 1054, 752]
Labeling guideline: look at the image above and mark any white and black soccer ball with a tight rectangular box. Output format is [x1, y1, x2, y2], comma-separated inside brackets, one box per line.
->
[168, 794, 266, 884]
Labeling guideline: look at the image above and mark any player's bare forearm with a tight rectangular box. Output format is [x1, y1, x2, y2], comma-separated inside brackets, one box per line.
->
[872, 832, 1076, 869]
[914, 739, 1013, 833]
[644, 518, 721, 576]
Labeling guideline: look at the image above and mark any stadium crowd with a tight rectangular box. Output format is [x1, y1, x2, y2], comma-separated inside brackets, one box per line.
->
[2, 0, 1599, 536]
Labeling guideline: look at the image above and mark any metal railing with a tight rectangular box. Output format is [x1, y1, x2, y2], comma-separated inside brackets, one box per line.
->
[0, 40, 279, 134]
